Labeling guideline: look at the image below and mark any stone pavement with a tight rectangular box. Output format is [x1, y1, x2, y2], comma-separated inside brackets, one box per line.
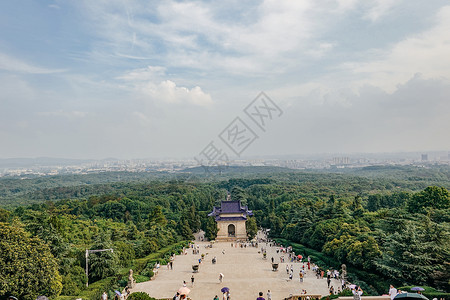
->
[131, 239, 341, 300]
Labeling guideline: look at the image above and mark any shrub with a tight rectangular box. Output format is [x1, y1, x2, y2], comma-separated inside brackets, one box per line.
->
[128, 292, 156, 300]
[141, 267, 154, 278]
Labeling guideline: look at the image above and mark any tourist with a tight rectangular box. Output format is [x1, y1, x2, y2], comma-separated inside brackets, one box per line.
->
[289, 271, 293, 280]
[214, 296, 219, 300]
[267, 290, 272, 300]
[191, 275, 195, 287]
[286, 265, 289, 274]
[183, 281, 187, 287]
[170, 261, 173, 270]
[256, 291, 265, 300]
[219, 273, 224, 283]
[389, 285, 397, 300]
[102, 292, 108, 300]
[352, 286, 363, 300]
[300, 271, 304, 282]
[327, 277, 331, 288]
[271, 257, 274, 263]
[222, 292, 227, 300]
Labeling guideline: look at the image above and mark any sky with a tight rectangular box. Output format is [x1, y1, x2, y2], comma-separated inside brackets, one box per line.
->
[0, 0, 449, 160]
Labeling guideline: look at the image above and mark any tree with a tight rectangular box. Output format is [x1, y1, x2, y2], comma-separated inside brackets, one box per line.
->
[148, 206, 167, 227]
[246, 217, 258, 240]
[0, 208, 10, 222]
[231, 186, 247, 205]
[204, 217, 218, 241]
[61, 265, 86, 296]
[352, 196, 364, 218]
[178, 219, 194, 240]
[375, 222, 442, 286]
[0, 222, 62, 299]
[128, 292, 156, 300]
[185, 205, 201, 233]
[408, 186, 449, 212]
[88, 233, 118, 282]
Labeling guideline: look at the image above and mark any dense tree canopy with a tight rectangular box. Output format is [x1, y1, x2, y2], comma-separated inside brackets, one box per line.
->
[0, 166, 449, 297]
[0, 222, 62, 299]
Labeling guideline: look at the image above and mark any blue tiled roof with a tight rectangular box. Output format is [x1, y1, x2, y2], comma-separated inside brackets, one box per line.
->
[216, 216, 247, 221]
[208, 200, 253, 218]
[221, 201, 241, 213]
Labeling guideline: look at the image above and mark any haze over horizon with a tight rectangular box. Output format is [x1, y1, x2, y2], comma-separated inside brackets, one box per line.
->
[1, 1, 450, 160]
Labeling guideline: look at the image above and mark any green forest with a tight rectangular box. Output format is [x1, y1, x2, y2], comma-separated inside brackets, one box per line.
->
[0, 165, 449, 299]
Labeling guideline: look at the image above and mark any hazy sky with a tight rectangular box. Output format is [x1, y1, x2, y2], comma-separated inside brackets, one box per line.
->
[0, 1, 449, 159]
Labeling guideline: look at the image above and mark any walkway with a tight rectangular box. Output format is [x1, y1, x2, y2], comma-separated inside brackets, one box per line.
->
[131, 237, 340, 300]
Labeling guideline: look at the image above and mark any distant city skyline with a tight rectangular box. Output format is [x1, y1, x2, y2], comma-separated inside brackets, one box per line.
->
[1, 1, 450, 159]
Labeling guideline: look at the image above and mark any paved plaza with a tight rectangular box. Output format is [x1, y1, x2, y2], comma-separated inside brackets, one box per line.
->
[131, 237, 341, 300]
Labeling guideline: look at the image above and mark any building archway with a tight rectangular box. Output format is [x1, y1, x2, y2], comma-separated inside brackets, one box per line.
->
[228, 224, 235, 237]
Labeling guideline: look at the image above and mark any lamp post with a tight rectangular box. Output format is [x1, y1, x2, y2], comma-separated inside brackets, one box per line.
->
[85, 248, 114, 287]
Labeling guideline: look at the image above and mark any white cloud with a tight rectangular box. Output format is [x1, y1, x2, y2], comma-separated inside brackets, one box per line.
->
[118, 66, 166, 81]
[363, 0, 398, 22]
[335, 5, 450, 92]
[142, 80, 213, 107]
[118, 65, 213, 107]
[0, 52, 66, 74]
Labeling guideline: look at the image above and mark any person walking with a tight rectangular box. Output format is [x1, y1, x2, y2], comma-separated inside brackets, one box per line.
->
[267, 290, 272, 300]
[102, 292, 108, 300]
[219, 273, 224, 283]
[191, 275, 195, 287]
[257, 292, 265, 300]
[389, 285, 398, 300]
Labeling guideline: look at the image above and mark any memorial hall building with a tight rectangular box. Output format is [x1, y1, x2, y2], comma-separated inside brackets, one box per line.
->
[208, 199, 253, 241]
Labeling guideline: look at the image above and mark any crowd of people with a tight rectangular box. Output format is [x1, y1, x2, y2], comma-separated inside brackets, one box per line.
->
[125, 232, 439, 300]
